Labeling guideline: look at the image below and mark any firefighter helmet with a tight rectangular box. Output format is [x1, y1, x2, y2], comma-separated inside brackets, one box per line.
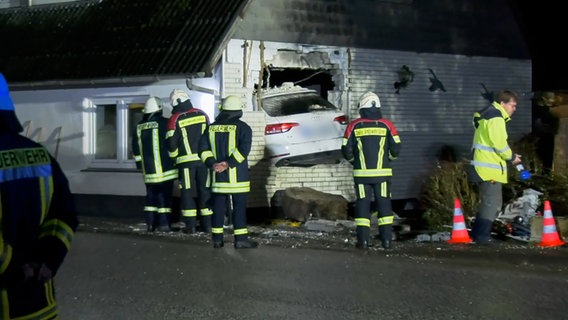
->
[221, 95, 243, 111]
[143, 96, 163, 114]
[170, 89, 190, 107]
[358, 91, 381, 109]
[0, 73, 24, 133]
[0, 73, 15, 111]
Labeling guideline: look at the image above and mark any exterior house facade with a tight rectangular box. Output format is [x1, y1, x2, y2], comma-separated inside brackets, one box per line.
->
[0, 0, 531, 218]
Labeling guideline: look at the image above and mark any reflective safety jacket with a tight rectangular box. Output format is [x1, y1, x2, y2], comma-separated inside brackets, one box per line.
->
[342, 117, 401, 184]
[132, 113, 177, 183]
[0, 132, 78, 320]
[200, 111, 251, 194]
[166, 102, 210, 168]
[470, 101, 513, 184]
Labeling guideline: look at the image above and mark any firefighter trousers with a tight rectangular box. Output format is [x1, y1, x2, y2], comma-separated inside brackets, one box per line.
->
[211, 193, 248, 243]
[178, 165, 212, 230]
[145, 180, 174, 230]
[354, 181, 394, 244]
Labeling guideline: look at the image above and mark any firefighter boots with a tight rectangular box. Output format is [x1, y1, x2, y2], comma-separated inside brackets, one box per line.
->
[356, 226, 371, 249]
[182, 217, 197, 234]
[145, 212, 156, 232]
[199, 215, 212, 233]
[378, 225, 393, 250]
[356, 241, 370, 249]
[157, 214, 171, 232]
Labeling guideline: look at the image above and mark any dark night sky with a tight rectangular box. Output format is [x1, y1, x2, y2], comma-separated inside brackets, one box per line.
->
[510, 1, 567, 92]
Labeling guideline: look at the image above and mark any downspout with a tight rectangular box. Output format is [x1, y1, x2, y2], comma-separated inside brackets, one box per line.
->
[256, 41, 265, 112]
[242, 40, 253, 88]
[221, 47, 226, 104]
[185, 78, 218, 96]
[347, 48, 352, 120]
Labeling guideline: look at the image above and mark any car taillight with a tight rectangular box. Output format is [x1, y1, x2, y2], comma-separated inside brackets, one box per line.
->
[265, 123, 299, 135]
[334, 115, 347, 125]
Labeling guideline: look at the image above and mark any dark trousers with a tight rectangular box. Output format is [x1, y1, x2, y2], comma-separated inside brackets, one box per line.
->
[145, 180, 174, 228]
[178, 165, 212, 229]
[355, 181, 393, 243]
[211, 193, 248, 242]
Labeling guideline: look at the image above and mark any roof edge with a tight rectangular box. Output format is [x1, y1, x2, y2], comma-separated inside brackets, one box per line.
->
[202, 0, 254, 73]
[8, 73, 206, 91]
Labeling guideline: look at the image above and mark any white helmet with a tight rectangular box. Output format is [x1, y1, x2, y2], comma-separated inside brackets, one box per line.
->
[358, 91, 381, 109]
[170, 89, 190, 107]
[221, 95, 243, 111]
[143, 96, 163, 114]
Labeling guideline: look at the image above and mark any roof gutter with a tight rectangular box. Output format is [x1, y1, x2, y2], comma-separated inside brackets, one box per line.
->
[8, 73, 205, 91]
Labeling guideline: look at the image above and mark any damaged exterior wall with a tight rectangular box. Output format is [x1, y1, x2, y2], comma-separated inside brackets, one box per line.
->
[6, 39, 531, 217]
[2, 0, 531, 218]
[222, 39, 531, 205]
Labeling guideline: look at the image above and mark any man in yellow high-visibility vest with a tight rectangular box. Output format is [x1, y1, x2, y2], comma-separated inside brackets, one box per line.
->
[469, 89, 522, 244]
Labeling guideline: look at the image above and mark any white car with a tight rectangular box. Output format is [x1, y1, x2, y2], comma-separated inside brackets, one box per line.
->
[255, 82, 348, 167]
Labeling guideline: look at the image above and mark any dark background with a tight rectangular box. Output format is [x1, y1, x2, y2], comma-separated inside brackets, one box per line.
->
[510, 1, 567, 92]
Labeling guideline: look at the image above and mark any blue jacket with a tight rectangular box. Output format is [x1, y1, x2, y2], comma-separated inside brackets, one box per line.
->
[132, 112, 177, 183]
[200, 110, 251, 193]
[0, 131, 78, 319]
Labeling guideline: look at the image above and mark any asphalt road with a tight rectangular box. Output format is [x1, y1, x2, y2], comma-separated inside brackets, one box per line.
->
[55, 229, 568, 320]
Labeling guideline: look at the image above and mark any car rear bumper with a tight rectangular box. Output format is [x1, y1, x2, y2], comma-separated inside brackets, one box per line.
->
[265, 138, 344, 167]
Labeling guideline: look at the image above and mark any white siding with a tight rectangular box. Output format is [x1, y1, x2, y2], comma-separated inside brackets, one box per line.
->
[10, 78, 217, 197]
[224, 39, 531, 203]
[347, 48, 532, 198]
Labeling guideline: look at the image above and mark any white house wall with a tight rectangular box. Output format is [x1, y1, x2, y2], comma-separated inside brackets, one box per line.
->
[348, 49, 532, 198]
[223, 39, 532, 203]
[10, 78, 220, 196]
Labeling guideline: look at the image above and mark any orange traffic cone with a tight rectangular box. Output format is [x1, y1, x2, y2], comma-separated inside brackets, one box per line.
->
[447, 198, 473, 244]
[538, 200, 566, 247]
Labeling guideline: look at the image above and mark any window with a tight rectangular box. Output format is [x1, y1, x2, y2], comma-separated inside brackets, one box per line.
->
[88, 97, 145, 170]
[95, 104, 117, 160]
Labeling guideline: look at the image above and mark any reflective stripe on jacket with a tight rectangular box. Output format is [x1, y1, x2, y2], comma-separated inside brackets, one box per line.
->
[470, 101, 512, 184]
[0, 133, 78, 319]
[132, 114, 177, 183]
[166, 108, 209, 167]
[341, 118, 401, 184]
[200, 112, 251, 194]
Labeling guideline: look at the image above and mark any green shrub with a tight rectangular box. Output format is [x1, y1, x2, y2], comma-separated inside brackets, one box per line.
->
[419, 134, 568, 230]
[419, 161, 478, 231]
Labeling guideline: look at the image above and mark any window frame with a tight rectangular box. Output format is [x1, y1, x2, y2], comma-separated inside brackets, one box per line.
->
[86, 95, 147, 170]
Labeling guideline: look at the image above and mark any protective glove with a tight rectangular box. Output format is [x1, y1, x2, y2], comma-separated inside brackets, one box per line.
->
[20, 262, 53, 283]
[21, 263, 38, 282]
[36, 263, 53, 283]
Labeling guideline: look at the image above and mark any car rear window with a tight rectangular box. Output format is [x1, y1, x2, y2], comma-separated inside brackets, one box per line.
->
[262, 92, 337, 117]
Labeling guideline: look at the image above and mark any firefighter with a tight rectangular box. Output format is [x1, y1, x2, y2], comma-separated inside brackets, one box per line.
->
[132, 96, 178, 232]
[0, 72, 79, 319]
[469, 89, 521, 244]
[342, 91, 402, 250]
[166, 89, 212, 234]
[199, 95, 258, 249]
